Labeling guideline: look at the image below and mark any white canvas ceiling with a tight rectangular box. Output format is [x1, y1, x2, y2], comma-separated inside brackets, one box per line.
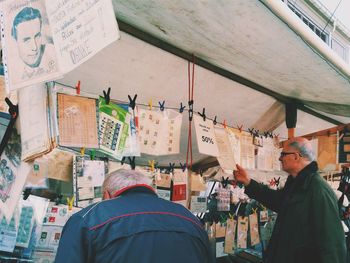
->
[61, 0, 350, 166]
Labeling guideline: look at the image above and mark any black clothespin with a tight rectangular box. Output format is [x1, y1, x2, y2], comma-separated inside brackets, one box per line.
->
[274, 177, 280, 188]
[188, 100, 194, 121]
[0, 98, 19, 156]
[158, 100, 165, 111]
[264, 132, 269, 138]
[121, 157, 126, 165]
[198, 108, 206, 121]
[248, 128, 254, 136]
[23, 188, 32, 200]
[221, 176, 229, 188]
[199, 169, 203, 177]
[168, 162, 175, 174]
[179, 102, 186, 113]
[128, 94, 137, 110]
[179, 162, 187, 172]
[268, 132, 274, 138]
[103, 87, 111, 104]
[128, 157, 136, 170]
[213, 116, 217, 125]
[254, 129, 260, 138]
[5, 98, 18, 118]
[55, 194, 63, 205]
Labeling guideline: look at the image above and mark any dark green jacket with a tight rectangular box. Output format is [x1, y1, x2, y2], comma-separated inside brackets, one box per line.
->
[245, 162, 346, 263]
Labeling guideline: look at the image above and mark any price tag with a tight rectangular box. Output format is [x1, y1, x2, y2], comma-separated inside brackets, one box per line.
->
[193, 114, 219, 156]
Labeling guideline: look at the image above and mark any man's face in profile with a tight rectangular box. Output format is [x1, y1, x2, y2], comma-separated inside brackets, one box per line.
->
[16, 17, 43, 68]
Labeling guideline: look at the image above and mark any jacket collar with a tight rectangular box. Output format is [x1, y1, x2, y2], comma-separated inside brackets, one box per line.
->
[294, 161, 318, 190]
[112, 184, 156, 198]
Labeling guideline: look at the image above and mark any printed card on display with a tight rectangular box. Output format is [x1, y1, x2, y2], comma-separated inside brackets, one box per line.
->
[190, 196, 207, 213]
[237, 216, 248, 249]
[57, 93, 99, 148]
[0, 215, 17, 252]
[0, 0, 120, 91]
[155, 173, 172, 188]
[249, 213, 260, 246]
[0, 154, 31, 222]
[190, 173, 207, 192]
[215, 127, 236, 171]
[259, 210, 268, 222]
[138, 109, 182, 156]
[216, 187, 231, 211]
[156, 188, 171, 201]
[224, 218, 237, 254]
[215, 222, 227, 238]
[216, 241, 228, 258]
[194, 114, 219, 156]
[98, 97, 130, 160]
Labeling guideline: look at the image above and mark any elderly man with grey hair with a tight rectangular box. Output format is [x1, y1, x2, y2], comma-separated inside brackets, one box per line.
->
[55, 169, 214, 263]
[234, 137, 346, 263]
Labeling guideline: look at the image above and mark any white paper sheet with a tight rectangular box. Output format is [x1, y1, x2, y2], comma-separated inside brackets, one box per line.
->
[1, 0, 61, 91]
[45, 0, 120, 73]
[19, 84, 52, 161]
[193, 114, 219, 157]
[215, 127, 236, 171]
[0, 154, 31, 221]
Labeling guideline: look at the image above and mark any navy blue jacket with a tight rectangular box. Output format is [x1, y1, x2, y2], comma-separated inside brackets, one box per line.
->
[55, 184, 214, 263]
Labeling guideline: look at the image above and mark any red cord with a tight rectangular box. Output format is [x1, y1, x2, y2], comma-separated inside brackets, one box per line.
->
[186, 55, 195, 170]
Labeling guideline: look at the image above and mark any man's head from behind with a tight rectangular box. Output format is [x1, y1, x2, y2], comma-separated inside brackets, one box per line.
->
[102, 169, 152, 200]
[12, 7, 43, 68]
[279, 137, 315, 177]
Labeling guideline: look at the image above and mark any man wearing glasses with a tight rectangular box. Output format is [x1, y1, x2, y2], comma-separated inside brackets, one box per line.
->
[234, 137, 346, 263]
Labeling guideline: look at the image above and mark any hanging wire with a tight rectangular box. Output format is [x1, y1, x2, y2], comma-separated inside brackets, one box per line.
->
[320, 0, 343, 35]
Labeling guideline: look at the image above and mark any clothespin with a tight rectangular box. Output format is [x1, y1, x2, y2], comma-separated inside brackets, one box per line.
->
[55, 194, 63, 205]
[221, 176, 229, 188]
[268, 132, 274, 138]
[128, 157, 136, 170]
[148, 99, 153, 111]
[80, 147, 85, 156]
[223, 120, 227, 129]
[5, 98, 18, 118]
[188, 100, 194, 121]
[228, 213, 234, 220]
[179, 162, 187, 172]
[274, 177, 280, 187]
[76, 80, 81, 94]
[248, 128, 254, 136]
[251, 208, 258, 214]
[219, 214, 227, 224]
[90, 149, 96, 160]
[237, 124, 243, 133]
[179, 102, 186, 113]
[263, 132, 269, 138]
[121, 157, 126, 165]
[103, 87, 111, 104]
[158, 100, 165, 111]
[128, 94, 137, 110]
[149, 160, 155, 172]
[168, 162, 175, 174]
[198, 108, 206, 121]
[67, 196, 74, 211]
[23, 188, 32, 200]
[269, 179, 275, 187]
[213, 116, 217, 125]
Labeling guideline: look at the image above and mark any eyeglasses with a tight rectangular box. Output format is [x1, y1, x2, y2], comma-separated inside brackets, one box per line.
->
[280, 152, 302, 158]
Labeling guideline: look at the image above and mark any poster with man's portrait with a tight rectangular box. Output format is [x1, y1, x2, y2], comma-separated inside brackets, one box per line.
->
[1, 0, 61, 91]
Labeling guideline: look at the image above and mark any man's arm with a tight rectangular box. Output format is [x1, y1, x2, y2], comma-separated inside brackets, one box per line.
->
[55, 214, 90, 263]
[234, 164, 284, 212]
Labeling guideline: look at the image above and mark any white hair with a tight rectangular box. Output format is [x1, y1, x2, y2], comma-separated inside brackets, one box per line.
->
[102, 169, 152, 195]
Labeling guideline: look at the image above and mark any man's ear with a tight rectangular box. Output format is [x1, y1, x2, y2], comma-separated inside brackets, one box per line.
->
[103, 190, 111, 200]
